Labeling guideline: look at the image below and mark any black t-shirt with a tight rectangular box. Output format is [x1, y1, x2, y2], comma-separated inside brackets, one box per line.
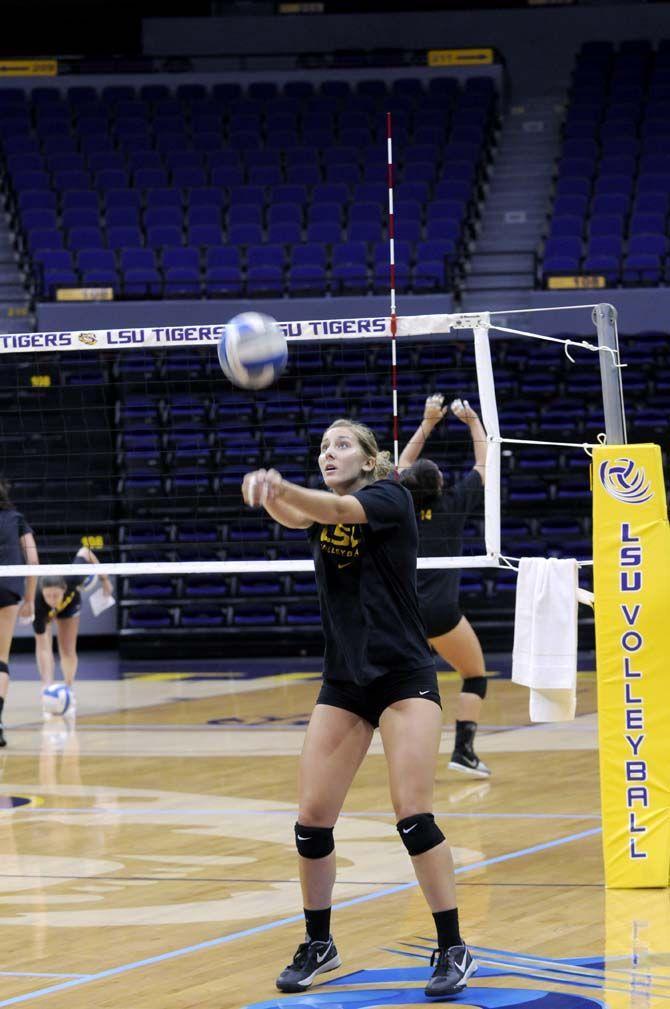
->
[307, 479, 433, 685]
[416, 469, 484, 607]
[0, 509, 32, 599]
[33, 556, 90, 634]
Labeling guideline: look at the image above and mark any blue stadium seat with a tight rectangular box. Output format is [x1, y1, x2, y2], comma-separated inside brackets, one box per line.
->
[246, 265, 284, 297]
[287, 264, 328, 296]
[77, 249, 115, 272]
[105, 188, 141, 209]
[68, 226, 105, 250]
[622, 253, 662, 284]
[108, 225, 144, 249]
[306, 221, 340, 244]
[204, 266, 243, 297]
[413, 260, 448, 292]
[549, 215, 584, 238]
[146, 225, 183, 247]
[145, 206, 183, 230]
[163, 246, 199, 272]
[164, 267, 201, 297]
[589, 214, 624, 237]
[188, 224, 224, 246]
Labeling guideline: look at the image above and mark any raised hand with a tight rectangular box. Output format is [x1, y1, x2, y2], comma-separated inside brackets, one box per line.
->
[450, 398, 479, 425]
[423, 393, 448, 426]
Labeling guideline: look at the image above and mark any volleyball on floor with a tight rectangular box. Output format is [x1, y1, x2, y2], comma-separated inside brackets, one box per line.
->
[218, 312, 288, 390]
[41, 683, 72, 716]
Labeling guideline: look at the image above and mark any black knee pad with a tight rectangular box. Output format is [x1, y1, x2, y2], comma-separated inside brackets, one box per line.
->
[462, 675, 487, 699]
[294, 822, 335, 860]
[397, 812, 445, 856]
[0, 661, 8, 676]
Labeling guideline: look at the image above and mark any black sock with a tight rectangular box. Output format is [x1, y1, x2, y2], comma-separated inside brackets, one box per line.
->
[0, 697, 5, 718]
[455, 720, 477, 753]
[304, 906, 331, 943]
[433, 907, 461, 950]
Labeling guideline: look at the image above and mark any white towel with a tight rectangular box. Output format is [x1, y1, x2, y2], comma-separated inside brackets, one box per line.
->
[511, 557, 578, 722]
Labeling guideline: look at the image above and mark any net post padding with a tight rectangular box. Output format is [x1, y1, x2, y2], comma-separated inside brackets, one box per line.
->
[473, 320, 501, 559]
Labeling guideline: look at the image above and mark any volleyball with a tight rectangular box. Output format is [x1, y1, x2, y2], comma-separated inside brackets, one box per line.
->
[80, 572, 99, 593]
[218, 312, 288, 391]
[41, 683, 72, 716]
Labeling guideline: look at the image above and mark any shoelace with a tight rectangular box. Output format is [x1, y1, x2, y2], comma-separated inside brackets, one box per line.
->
[429, 948, 451, 971]
[288, 942, 310, 969]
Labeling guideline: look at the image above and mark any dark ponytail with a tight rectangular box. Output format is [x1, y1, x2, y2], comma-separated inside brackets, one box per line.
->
[400, 459, 443, 510]
[0, 480, 13, 511]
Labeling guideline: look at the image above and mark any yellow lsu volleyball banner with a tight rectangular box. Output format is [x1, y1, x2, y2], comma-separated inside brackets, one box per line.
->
[593, 443, 670, 888]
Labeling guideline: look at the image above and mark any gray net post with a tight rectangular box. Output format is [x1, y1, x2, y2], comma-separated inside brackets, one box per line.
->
[593, 302, 627, 445]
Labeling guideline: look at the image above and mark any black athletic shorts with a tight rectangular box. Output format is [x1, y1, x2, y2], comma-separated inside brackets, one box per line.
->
[421, 599, 463, 640]
[0, 588, 20, 609]
[316, 665, 441, 728]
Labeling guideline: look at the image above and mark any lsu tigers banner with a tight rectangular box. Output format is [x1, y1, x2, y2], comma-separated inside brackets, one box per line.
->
[593, 444, 670, 887]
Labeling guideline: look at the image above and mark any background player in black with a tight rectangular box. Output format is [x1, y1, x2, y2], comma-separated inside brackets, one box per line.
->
[34, 545, 112, 714]
[0, 481, 39, 747]
[242, 419, 477, 1000]
[399, 394, 491, 778]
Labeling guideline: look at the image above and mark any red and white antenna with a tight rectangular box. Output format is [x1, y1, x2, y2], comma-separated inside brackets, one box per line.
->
[386, 111, 399, 475]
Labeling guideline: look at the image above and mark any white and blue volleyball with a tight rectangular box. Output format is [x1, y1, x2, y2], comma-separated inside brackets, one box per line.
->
[80, 571, 98, 593]
[218, 312, 288, 390]
[41, 683, 72, 716]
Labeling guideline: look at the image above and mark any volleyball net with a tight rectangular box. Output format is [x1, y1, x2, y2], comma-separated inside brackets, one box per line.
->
[0, 302, 626, 638]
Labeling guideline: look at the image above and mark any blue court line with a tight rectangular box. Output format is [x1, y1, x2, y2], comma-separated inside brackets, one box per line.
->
[6, 807, 601, 820]
[470, 946, 670, 986]
[384, 945, 670, 1001]
[0, 825, 601, 1008]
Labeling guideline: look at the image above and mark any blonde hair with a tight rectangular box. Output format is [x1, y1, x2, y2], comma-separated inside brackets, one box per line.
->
[325, 418, 393, 481]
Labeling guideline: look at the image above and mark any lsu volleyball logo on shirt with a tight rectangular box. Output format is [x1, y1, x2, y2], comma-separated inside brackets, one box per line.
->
[599, 457, 654, 505]
[320, 524, 361, 564]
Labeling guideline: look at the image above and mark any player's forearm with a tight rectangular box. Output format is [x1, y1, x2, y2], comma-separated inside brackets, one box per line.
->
[468, 418, 488, 479]
[21, 535, 38, 600]
[398, 421, 436, 469]
[262, 495, 312, 529]
[280, 482, 356, 525]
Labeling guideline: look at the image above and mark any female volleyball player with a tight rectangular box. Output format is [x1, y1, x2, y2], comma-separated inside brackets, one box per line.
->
[0, 481, 38, 747]
[399, 394, 490, 778]
[34, 545, 112, 712]
[242, 420, 477, 998]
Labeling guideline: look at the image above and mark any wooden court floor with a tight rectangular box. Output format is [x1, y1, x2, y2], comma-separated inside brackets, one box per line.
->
[0, 666, 667, 1009]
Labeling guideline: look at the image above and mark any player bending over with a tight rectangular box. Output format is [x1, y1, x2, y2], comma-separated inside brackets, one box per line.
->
[34, 546, 112, 715]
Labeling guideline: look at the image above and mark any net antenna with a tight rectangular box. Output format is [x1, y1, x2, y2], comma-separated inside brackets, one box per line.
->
[386, 110, 400, 473]
[0, 302, 625, 579]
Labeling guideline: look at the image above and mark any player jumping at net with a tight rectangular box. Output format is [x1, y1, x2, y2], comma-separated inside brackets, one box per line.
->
[0, 481, 39, 747]
[242, 419, 477, 999]
[399, 394, 490, 778]
[34, 546, 112, 714]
